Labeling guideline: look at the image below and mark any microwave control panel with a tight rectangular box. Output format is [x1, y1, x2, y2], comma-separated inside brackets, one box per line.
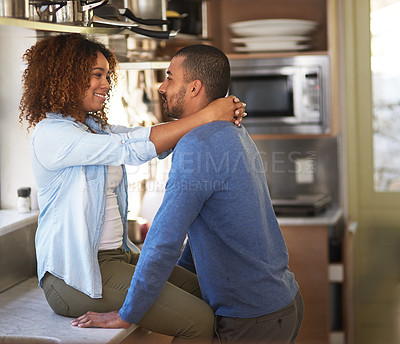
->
[303, 72, 322, 123]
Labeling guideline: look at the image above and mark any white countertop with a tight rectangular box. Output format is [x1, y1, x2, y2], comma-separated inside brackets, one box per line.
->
[0, 209, 39, 236]
[277, 207, 343, 227]
[0, 278, 137, 344]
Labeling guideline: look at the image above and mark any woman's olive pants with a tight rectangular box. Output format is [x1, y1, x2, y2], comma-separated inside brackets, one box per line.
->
[42, 248, 214, 343]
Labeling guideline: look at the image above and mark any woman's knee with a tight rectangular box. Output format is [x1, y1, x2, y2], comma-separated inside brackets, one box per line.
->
[194, 307, 215, 340]
[138, 285, 215, 342]
[178, 302, 214, 342]
[42, 274, 71, 316]
[42, 272, 116, 317]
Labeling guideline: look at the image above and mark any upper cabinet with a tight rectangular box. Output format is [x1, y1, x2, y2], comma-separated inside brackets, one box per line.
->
[207, 0, 332, 57]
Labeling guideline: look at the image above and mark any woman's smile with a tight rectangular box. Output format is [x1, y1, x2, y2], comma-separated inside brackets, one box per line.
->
[94, 93, 107, 100]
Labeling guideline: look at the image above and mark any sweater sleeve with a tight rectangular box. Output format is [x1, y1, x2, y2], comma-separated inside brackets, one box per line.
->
[119, 137, 213, 324]
[177, 240, 196, 274]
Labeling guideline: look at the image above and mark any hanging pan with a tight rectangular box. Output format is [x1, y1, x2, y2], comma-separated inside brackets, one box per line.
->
[92, 4, 178, 39]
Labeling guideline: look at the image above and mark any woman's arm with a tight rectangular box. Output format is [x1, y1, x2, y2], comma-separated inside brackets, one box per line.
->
[32, 122, 158, 170]
[150, 95, 245, 154]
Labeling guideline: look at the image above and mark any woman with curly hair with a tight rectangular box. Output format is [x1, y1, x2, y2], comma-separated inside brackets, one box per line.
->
[19, 33, 245, 342]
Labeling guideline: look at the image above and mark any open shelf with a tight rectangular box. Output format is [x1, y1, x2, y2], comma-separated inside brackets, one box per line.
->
[0, 17, 123, 34]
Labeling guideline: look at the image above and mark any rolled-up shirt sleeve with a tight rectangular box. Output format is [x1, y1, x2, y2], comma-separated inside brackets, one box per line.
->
[32, 121, 158, 170]
[110, 124, 172, 159]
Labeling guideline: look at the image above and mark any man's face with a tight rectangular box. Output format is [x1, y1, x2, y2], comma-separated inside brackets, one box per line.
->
[159, 56, 189, 119]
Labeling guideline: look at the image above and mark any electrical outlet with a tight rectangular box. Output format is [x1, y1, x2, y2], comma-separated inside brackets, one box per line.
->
[295, 157, 315, 184]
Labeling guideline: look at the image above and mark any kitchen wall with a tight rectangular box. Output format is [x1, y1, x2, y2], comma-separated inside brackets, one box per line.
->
[132, 136, 342, 227]
[0, 26, 37, 210]
[254, 136, 340, 205]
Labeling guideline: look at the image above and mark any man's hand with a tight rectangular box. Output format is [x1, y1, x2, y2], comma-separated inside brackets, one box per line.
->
[71, 310, 131, 329]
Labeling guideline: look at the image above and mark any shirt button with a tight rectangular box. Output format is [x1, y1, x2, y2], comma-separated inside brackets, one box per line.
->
[121, 140, 126, 144]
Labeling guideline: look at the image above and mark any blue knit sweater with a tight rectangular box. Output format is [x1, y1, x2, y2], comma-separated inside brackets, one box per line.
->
[120, 121, 299, 323]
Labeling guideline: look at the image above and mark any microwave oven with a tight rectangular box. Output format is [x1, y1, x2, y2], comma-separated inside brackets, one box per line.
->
[229, 55, 330, 135]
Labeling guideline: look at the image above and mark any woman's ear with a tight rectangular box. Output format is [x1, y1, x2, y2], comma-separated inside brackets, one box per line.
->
[189, 80, 203, 97]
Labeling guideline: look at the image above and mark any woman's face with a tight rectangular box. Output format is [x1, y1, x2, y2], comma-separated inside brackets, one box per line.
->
[81, 52, 110, 116]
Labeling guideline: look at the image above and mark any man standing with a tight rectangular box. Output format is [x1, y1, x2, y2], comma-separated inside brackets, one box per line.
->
[73, 45, 303, 343]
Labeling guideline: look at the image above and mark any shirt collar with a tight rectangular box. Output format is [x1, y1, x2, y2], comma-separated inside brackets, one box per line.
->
[46, 112, 109, 133]
[46, 112, 87, 129]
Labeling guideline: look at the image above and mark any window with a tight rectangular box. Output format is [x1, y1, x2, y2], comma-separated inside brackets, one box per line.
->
[370, 0, 400, 191]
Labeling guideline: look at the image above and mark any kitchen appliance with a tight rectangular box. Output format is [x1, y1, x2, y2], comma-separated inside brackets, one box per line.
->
[0, 0, 29, 18]
[271, 193, 332, 216]
[229, 55, 330, 135]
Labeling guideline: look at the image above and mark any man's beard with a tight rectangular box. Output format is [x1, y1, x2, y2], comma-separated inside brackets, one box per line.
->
[163, 86, 187, 119]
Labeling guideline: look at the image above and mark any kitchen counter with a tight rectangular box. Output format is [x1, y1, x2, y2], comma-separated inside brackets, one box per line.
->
[0, 209, 39, 237]
[0, 278, 137, 344]
[276, 206, 343, 227]
[0, 210, 39, 294]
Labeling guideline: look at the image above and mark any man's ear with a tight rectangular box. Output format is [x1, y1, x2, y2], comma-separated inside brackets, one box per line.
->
[189, 80, 203, 97]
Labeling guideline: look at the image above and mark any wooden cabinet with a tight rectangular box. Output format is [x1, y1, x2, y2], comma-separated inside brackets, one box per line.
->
[280, 225, 331, 344]
[280, 219, 351, 344]
[207, 0, 328, 54]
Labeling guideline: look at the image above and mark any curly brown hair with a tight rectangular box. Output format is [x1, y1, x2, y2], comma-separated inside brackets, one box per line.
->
[19, 33, 119, 130]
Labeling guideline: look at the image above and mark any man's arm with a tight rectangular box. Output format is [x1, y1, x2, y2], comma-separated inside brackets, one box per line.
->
[177, 240, 196, 274]
[72, 138, 212, 327]
[118, 142, 214, 323]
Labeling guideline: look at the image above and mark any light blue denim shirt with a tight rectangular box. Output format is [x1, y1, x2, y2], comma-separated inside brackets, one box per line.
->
[31, 113, 159, 298]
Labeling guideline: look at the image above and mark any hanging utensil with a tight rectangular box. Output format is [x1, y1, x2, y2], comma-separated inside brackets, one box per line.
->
[80, 0, 108, 12]
[119, 7, 167, 26]
[78, 0, 108, 26]
[92, 4, 178, 39]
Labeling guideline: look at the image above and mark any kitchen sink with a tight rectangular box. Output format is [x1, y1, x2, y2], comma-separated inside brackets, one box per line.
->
[0, 336, 61, 344]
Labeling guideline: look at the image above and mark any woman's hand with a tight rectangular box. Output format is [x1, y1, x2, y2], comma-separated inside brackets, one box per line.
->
[71, 310, 131, 329]
[204, 95, 247, 126]
[149, 95, 246, 154]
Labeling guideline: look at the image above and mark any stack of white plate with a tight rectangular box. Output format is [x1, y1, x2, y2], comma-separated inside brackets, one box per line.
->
[229, 19, 318, 53]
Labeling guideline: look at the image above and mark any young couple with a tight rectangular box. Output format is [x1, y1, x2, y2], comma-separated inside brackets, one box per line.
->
[20, 33, 303, 343]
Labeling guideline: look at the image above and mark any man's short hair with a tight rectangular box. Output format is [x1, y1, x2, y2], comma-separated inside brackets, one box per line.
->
[174, 44, 231, 102]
